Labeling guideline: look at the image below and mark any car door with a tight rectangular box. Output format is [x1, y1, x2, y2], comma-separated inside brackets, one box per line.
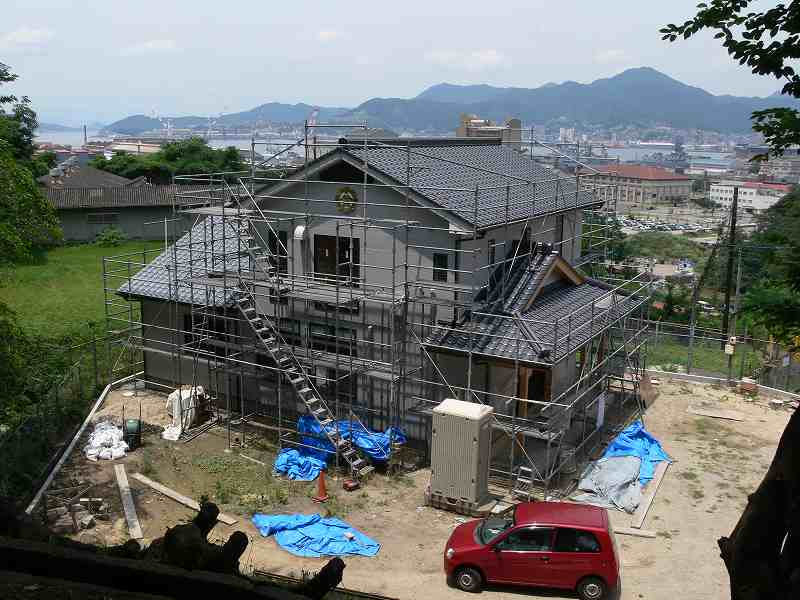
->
[547, 527, 604, 589]
[493, 526, 555, 586]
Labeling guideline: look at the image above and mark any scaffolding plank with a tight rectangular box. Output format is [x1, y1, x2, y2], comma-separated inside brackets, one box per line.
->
[631, 461, 669, 529]
[614, 526, 657, 539]
[114, 465, 143, 540]
[688, 406, 745, 422]
[130, 473, 237, 525]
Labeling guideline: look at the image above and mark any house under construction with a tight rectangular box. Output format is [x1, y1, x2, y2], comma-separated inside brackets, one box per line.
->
[103, 129, 651, 498]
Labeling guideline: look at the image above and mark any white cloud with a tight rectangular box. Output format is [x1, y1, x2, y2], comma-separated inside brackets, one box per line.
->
[121, 39, 179, 56]
[316, 30, 343, 43]
[0, 26, 54, 48]
[594, 49, 627, 64]
[424, 49, 508, 71]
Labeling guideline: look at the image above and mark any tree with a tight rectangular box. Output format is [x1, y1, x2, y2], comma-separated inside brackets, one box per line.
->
[661, 2, 800, 158]
[0, 63, 62, 262]
[663, 6, 800, 598]
[0, 148, 62, 264]
[90, 137, 245, 184]
[740, 187, 800, 346]
[0, 62, 37, 162]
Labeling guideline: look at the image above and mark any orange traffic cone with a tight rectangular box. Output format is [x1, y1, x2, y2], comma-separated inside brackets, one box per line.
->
[312, 470, 329, 503]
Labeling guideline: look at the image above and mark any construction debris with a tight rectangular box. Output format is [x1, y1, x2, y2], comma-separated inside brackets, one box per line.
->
[688, 405, 746, 421]
[84, 421, 128, 461]
[114, 465, 142, 540]
[130, 472, 238, 525]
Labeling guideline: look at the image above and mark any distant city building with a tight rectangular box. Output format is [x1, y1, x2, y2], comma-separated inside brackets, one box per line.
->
[456, 114, 521, 150]
[585, 164, 692, 206]
[559, 127, 576, 144]
[709, 180, 791, 213]
[758, 152, 800, 183]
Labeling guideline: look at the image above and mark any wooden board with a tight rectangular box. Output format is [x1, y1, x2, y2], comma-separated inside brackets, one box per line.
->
[688, 406, 746, 422]
[614, 526, 657, 539]
[114, 465, 143, 540]
[130, 472, 237, 525]
[632, 461, 669, 529]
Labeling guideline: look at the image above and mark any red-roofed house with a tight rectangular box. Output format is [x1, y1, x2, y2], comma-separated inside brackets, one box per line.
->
[586, 164, 692, 206]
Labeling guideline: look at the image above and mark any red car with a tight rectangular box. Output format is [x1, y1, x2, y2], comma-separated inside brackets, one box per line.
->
[444, 502, 621, 599]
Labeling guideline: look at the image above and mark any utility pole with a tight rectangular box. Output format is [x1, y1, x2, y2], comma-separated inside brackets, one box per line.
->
[727, 247, 743, 383]
[721, 186, 738, 343]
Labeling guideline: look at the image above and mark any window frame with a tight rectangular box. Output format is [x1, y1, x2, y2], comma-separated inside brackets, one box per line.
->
[553, 527, 603, 554]
[496, 526, 555, 552]
[432, 252, 449, 282]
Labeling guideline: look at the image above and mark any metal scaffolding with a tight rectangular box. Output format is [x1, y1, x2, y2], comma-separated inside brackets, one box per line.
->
[102, 123, 651, 497]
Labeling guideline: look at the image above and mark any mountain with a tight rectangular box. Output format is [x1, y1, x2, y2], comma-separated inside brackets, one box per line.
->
[416, 83, 509, 104]
[102, 103, 350, 135]
[101, 67, 800, 136]
[350, 67, 800, 132]
[38, 122, 83, 132]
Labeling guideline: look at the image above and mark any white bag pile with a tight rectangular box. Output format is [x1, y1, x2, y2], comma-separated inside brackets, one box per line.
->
[84, 420, 128, 461]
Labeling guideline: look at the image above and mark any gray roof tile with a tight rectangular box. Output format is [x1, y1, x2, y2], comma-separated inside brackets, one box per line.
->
[118, 216, 246, 305]
[344, 143, 598, 229]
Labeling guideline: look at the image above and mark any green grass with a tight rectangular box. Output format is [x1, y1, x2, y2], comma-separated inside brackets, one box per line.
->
[0, 241, 162, 338]
[648, 336, 762, 377]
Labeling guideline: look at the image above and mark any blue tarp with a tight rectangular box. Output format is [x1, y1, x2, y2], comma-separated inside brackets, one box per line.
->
[297, 415, 406, 462]
[602, 420, 671, 485]
[252, 513, 381, 557]
[273, 448, 326, 481]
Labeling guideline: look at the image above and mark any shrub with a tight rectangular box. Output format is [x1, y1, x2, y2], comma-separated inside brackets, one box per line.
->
[94, 226, 127, 247]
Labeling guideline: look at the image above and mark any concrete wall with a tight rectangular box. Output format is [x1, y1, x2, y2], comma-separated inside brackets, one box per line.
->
[58, 207, 173, 242]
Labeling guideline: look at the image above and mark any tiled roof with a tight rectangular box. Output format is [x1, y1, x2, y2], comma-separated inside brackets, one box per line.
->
[38, 166, 135, 188]
[46, 185, 211, 209]
[426, 255, 643, 365]
[118, 216, 247, 306]
[588, 164, 690, 181]
[340, 142, 599, 229]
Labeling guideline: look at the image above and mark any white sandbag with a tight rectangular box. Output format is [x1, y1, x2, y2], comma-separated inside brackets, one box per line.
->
[161, 425, 181, 441]
[83, 420, 129, 461]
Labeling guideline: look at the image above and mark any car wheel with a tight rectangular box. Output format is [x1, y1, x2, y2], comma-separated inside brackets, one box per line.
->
[577, 576, 607, 600]
[454, 567, 482, 593]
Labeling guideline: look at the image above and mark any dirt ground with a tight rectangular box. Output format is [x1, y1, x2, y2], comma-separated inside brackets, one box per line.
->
[48, 380, 794, 600]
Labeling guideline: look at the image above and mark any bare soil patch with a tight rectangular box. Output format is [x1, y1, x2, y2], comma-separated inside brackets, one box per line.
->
[47, 382, 793, 599]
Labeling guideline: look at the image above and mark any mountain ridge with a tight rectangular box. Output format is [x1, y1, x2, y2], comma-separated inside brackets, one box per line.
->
[102, 67, 799, 135]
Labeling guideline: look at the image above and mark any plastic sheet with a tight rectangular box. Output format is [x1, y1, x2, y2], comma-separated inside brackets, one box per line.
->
[251, 513, 380, 557]
[297, 415, 406, 462]
[573, 455, 643, 513]
[273, 448, 326, 481]
[601, 420, 671, 485]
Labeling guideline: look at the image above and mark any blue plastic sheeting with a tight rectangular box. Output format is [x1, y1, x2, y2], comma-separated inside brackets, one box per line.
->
[297, 415, 406, 462]
[273, 448, 326, 481]
[602, 420, 671, 485]
[251, 513, 381, 558]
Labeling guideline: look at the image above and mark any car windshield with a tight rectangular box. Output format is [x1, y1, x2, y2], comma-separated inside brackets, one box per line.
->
[476, 506, 515, 545]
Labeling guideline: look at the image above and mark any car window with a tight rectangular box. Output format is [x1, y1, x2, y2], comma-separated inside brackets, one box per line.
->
[478, 513, 515, 544]
[554, 528, 602, 553]
[498, 527, 553, 551]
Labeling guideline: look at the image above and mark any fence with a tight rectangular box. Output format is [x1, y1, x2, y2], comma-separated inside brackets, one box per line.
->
[646, 320, 799, 394]
[0, 333, 132, 503]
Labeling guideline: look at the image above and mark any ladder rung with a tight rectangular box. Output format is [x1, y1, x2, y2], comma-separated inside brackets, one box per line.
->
[298, 387, 312, 395]
[319, 418, 333, 427]
[358, 466, 374, 477]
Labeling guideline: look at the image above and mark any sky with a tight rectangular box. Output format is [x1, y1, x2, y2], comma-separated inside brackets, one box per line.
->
[0, 0, 786, 126]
